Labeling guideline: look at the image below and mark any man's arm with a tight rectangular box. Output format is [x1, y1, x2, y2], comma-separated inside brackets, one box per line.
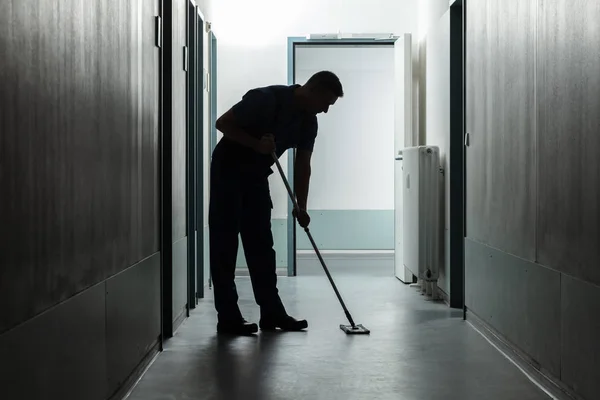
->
[215, 109, 260, 150]
[215, 89, 276, 152]
[294, 149, 312, 210]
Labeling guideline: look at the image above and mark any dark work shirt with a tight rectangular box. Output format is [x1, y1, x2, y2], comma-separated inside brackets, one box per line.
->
[213, 84, 318, 177]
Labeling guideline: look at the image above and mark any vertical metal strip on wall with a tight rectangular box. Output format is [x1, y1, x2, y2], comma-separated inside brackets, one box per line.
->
[195, 9, 205, 299]
[186, 1, 197, 311]
[160, 0, 174, 339]
[286, 37, 300, 277]
[210, 32, 218, 154]
[449, 0, 465, 309]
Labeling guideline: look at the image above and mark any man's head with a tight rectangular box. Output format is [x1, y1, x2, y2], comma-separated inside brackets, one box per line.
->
[298, 71, 343, 115]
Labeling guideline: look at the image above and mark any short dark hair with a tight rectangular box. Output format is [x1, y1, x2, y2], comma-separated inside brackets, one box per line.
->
[305, 71, 344, 97]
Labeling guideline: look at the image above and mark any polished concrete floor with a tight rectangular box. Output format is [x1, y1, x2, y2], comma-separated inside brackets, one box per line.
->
[127, 270, 549, 400]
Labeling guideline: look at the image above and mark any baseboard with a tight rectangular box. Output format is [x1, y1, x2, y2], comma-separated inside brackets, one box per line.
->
[466, 309, 580, 400]
[198, 282, 212, 298]
[114, 339, 160, 400]
[438, 286, 449, 305]
[172, 307, 187, 335]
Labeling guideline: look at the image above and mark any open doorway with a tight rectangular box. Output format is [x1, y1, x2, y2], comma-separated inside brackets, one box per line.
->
[287, 38, 402, 278]
[284, 30, 464, 308]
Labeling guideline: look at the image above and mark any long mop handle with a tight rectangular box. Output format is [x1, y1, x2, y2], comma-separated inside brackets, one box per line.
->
[271, 153, 357, 328]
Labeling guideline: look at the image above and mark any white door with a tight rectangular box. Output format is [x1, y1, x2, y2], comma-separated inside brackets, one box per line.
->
[394, 33, 414, 283]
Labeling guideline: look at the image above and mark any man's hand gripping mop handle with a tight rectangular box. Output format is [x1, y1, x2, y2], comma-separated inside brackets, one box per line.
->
[270, 152, 357, 328]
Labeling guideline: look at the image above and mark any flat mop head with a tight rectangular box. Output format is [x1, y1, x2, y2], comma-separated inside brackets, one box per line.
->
[340, 324, 370, 334]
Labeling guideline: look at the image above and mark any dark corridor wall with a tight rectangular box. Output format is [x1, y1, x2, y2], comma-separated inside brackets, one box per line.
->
[465, 1, 600, 399]
[0, 0, 162, 399]
[0, 0, 160, 335]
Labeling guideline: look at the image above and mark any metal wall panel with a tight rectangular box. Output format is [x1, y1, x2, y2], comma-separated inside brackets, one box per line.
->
[465, 0, 488, 242]
[0, 284, 107, 400]
[466, 0, 537, 260]
[465, 239, 561, 376]
[0, 0, 160, 333]
[172, 0, 188, 241]
[561, 275, 600, 400]
[106, 253, 161, 396]
[172, 237, 188, 325]
[169, 0, 189, 329]
[141, 0, 162, 257]
[537, 0, 600, 285]
[465, 1, 600, 398]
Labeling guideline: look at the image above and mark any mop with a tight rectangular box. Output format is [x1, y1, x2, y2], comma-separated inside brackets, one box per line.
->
[271, 153, 370, 335]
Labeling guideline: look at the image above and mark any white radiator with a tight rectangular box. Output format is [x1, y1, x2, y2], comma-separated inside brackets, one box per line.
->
[401, 146, 441, 299]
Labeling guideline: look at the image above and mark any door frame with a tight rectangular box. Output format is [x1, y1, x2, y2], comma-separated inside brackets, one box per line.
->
[449, 0, 465, 310]
[159, 0, 174, 340]
[207, 31, 217, 289]
[194, 6, 206, 301]
[186, 1, 206, 310]
[286, 37, 397, 277]
[160, 0, 207, 340]
[209, 32, 218, 155]
[185, 0, 197, 311]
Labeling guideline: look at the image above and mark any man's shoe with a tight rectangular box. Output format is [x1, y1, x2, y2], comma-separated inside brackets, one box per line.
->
[217, 320, 258, 335]
[259, 315, 308, 331]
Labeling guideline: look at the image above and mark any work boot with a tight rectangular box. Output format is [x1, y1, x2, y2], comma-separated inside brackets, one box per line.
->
[217, 319, 258, 335]
[259, 315, 308, 331]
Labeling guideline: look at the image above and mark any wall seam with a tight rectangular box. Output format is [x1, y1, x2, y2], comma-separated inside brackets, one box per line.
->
[104, 280, 109, 392]
[534, 0, 540, 266]
[559, 272, 563, 381]
[138, 0, 144, 257]
[0, 284, 100, 337]
[0, 252, 161, 337]
[467, 237, 600, 290]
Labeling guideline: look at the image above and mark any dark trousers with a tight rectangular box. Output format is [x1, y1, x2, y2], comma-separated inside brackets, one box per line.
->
[209, 158, 286, 323]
